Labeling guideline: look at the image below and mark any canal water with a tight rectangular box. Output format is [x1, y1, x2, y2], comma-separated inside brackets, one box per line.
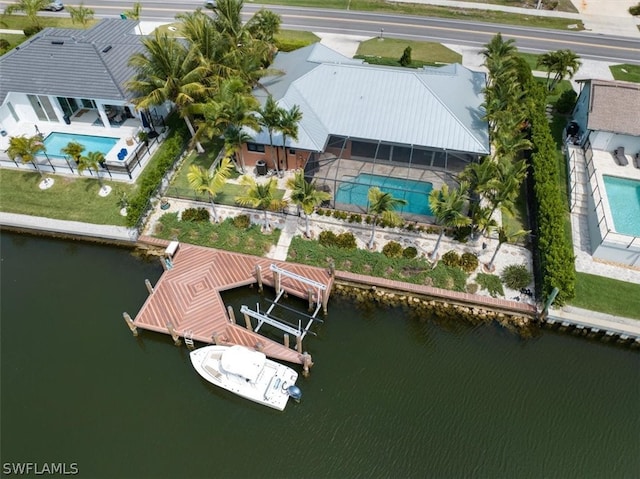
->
[1, 231, 639, 478]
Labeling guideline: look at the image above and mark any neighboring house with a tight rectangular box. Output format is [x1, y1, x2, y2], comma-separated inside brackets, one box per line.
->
[571, 79, 640, 155]
[0, 19, 163, 134]
[244, 43, 490, 175]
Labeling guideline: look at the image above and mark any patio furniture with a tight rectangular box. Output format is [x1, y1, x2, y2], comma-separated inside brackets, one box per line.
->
[634, 152, 640, 169]
[613, 147, 628, 166]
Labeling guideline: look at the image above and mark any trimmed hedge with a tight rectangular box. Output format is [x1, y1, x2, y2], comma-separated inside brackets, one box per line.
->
[126, 124, 187, 227]
[527, 80, 576, 304]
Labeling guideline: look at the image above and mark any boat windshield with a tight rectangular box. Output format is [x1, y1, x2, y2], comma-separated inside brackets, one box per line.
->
[220, 346, 266, 382]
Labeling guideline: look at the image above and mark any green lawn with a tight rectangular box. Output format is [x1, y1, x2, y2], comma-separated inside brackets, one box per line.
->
[0, 169, 136, 226]
[0, 15, 94, 30]
[355, 38, 462, 66]
[153, 213, 281, 255]
[609, 64, 640, 83]
[571, 273, 640, 320]
[254, 0, 584, 31]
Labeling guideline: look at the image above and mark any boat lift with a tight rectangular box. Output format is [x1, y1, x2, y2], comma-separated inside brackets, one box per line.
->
[239, 264, 327, 342]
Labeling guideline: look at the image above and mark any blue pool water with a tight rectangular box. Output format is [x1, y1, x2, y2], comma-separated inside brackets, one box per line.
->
[336, 173, 433, 216]
[603, 175, 640, 237]
[42, 132, 118, 158]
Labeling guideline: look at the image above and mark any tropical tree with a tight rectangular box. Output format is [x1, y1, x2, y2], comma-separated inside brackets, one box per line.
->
[366, 187, 407, 249]
[286, 171, 330, 237]
[67, 3, 94, 27]
[127, 31, 208, 151]
[278, 104, 303, 172]
[235, 176, 288, 231]
[459, 159, 498, 239]
[258, 96, 283, 176]
[481, 33, 518, 86]
[187, 157, 234, 222]
[428, 184, 471, 260]
[78, 151, 109, 194]
[3, 0, 50, 28]
[223, 126, 253, 173]
[537, 49, 581, 91]
[485, 226, 530, 271]
[124, 1, 141, 20]
[6, 135, 46, 176]
[246, 8, 281, 42]
[61, 141, 85, 164]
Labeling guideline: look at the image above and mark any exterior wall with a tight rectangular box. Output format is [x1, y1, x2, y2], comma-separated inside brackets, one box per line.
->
[589, 131, 640, 156]
[571, 85, 590, 138]
[0, 102, 18, 131]
[325, 140, 352, 159]
[241, 144, 313, 171]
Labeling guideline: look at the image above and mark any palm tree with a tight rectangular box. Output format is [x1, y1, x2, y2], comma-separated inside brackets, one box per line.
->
[258, 96, 283, 176]
[481, 33, 518, 86]
[127, 31, 208, 152]
[124, 1, 141, 20]
[286, 171, 330, 238]
[485, 226, 530, 271]
[78, 151, 109, 195]
[428, 184, 471, 260]
[187, 157, 233, 222]
[67, 3, 94, 27]
[223, 126, 253, 173]
[459, 159, 498, 239]
[246, 8, 281, 42]
[235, 176, 288, 232]
[366, 187, 407, 249]
[278, 104, 303, 173]
[61, 141, 85, 165]
[537, 49, 581, 92]
[3, 0, 50, 28]
[6, 135, 46, 177]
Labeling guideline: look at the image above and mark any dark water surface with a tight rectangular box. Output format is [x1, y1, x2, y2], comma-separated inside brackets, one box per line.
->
[1, 231, 639, 479]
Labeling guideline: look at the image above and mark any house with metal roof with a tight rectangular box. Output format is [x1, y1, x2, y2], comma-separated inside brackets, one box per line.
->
[0, 18, 158, 134]
[244, 43, 489, 173]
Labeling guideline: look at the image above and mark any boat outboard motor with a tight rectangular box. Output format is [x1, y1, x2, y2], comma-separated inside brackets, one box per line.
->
[286, 385, 302, 402]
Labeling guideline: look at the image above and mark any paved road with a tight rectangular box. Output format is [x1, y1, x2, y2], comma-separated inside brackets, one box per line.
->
[5, 1, 639, 64]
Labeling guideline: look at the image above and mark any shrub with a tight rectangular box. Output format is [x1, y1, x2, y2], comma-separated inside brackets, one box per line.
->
[441, 250, 461, 268]
[476, 273, 505, 297]
[275, 38, 315, 52]
[555, 89, 577, 114]
[365, 215, 373, 225]
[629, 3, 640, 15]
[232, 214, 251, 229]
[382, 241, 403, 258]
[126, 123, 187, 227]
[402, 246, 418, 259]
[318, 230, 337, 247]
[466, 283, 479, 294]
[348, 213, 362, 224]
[399, 46, 412, 67]
[460, 252, 479, 273]
[335, 232, 357, 249]
[501, 264, 533, 290]
[24, 25, 43, 37]
[181, 207, 210, 222]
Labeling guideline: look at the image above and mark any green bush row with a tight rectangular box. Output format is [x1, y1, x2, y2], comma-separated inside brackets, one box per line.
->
[318, 230, 357, 249]
[181, 207, 210, 222]
[126, 125, 187, 227]
[527, 80, 576, 305]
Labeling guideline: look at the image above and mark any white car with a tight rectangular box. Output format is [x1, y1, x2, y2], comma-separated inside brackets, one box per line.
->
[42, 0, 64, 11]
[204, 0, 216, 9]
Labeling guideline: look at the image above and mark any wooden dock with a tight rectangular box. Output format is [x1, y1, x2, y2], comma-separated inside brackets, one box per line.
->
[130, 238, 334, 365]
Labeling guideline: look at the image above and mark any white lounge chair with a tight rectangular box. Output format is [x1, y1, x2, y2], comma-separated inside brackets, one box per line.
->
[614, 147, 628, 166]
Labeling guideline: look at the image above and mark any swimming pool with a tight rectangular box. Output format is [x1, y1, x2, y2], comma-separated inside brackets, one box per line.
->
[603, 175, 640, 237]
[336, 173, 433, 216]
[42, 132, 118, 159]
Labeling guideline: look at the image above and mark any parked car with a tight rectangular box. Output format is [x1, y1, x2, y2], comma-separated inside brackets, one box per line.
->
[204, 0, 216, 9]
[42, 1, 64, 11]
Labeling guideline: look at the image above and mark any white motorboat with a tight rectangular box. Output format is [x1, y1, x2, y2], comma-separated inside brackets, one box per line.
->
[190, 345, 302, 411]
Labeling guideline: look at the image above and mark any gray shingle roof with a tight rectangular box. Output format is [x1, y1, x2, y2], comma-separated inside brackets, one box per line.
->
[583, 79, 640, 136]
[253, 43, 490, 155]
[0, 19, 144, 104]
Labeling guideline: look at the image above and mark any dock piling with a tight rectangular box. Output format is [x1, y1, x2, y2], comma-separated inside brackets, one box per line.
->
[255, 265, 263, 293]
[307, 289, 314, 312]
[302, 352, 313, 377]
[145, 279, 154, 294]
[284, 333, 290, 349]
[243, 312, 253, 332]
[227, 306, 236, 324]
[123, 312, 138, 337]
[321, 288, 329, 316]
[296, 335, 302, 354]
[275, 270, 281, 295]
[166, 322, 181, 346]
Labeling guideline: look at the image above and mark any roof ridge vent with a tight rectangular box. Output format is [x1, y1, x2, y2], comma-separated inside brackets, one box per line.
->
[51, 40, 64, 45]
[102, 45, 113, 53]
